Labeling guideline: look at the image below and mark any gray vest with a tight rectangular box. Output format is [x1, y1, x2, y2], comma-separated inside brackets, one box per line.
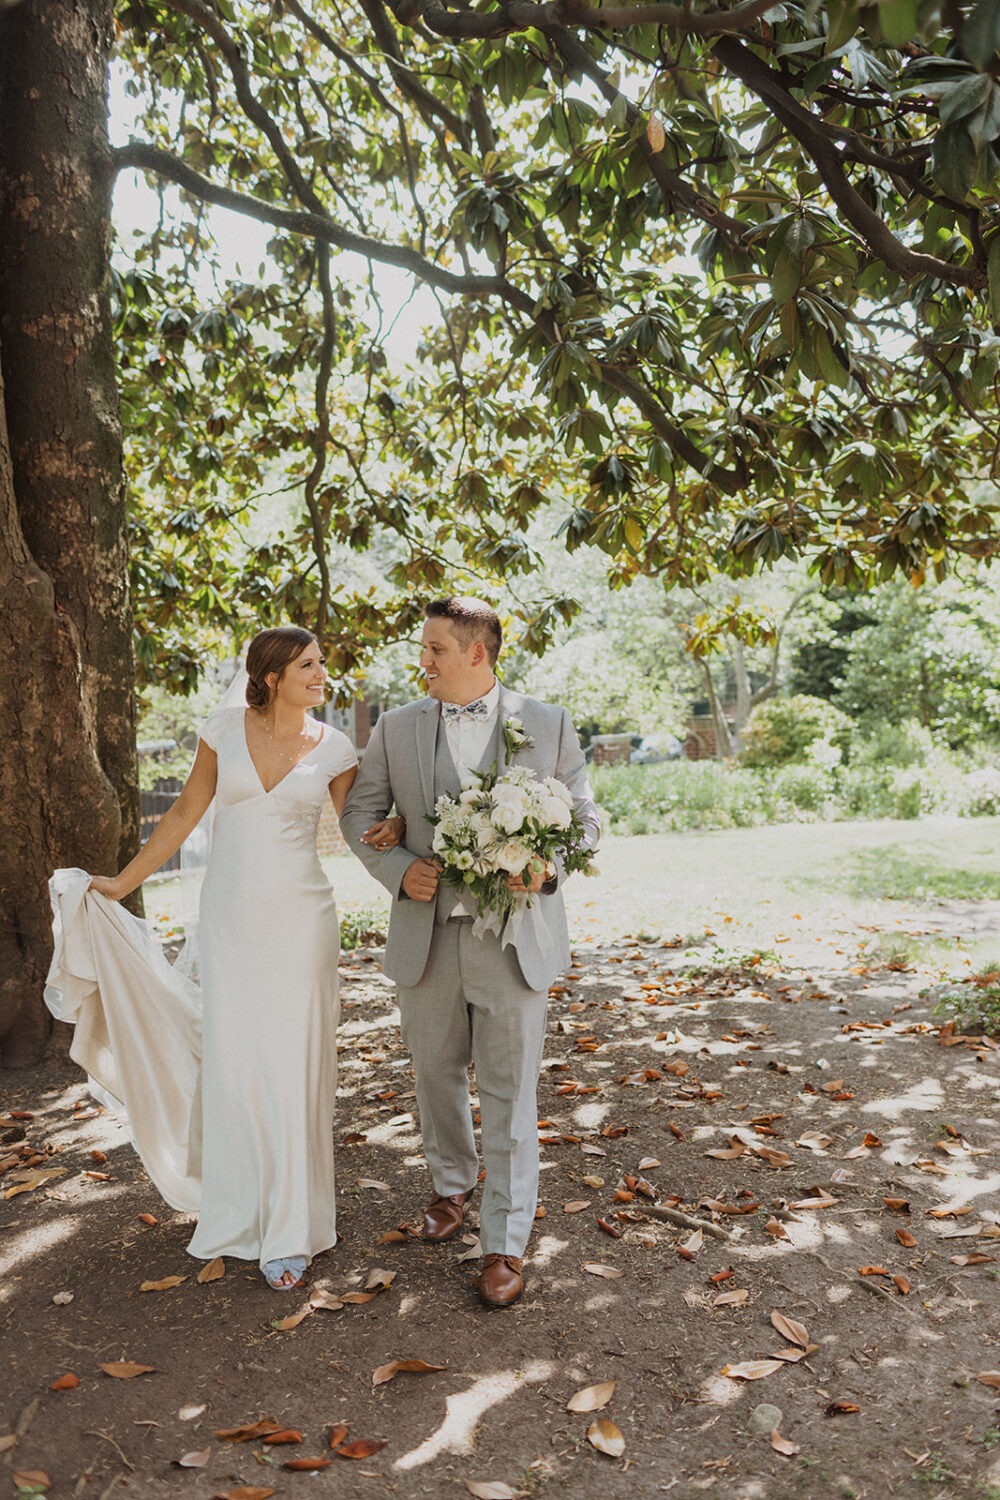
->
[433, 714, 502, 924]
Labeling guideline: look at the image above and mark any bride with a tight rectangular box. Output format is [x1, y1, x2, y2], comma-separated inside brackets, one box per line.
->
[49, 626, 401, 1290]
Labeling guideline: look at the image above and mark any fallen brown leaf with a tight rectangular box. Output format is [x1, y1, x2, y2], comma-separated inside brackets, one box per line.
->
[463, 1481, 520, 1499]
[770, 1311, 809, 1350]
[211, 1489, 276, 1500]
[340, 1291, 379, 1305]
[926, 1204, 972, 1219]
[140, 1276, 186, 1293]
[714, 1289, 749, 1308]
[764, 1218, 790, 1240]
[721, 1360, 785, 1381]
[309, 1290, 346, 1312]
[336, 1438, 388, 1459]
[0, 1435, 17, 1455]
[327, 1422, 350, 1449]
[272, 1307, 313, 1331]
[896, 1229, 917, 1248]
[138, 1213, 158, 1226]
[566, 1380, 615, 1413]
[949, 1254, 996, 1267]
[197, 1258, 225, 1284]
[12, 1473, 50, 1491]
[563, 1200, 591, 1214]
[586, 1417, 625, 1457]
[770, 1429, 800, 1457]
[172, 1448, 211, 1468]
[582, 1262, 624, 1279]
[214, 1418, 283, 1443]
[372, 1359, 447, 1387]
[825, 1400, 860, 1415]
[262, 1429, 303, 1445]
[789, 1196, 839, 1211]
[975, 1372, 1000, 1390]
[282, 1456, 334, 1471]
[98, 1362, 156, 1379]
[364, 1268, 397, 1292]
[893, 1275, 911, 1295]
[49, 1372, 80, 1391]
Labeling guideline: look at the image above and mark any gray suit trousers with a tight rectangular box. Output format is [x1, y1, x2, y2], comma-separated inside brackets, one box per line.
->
[396, 918, 547, 1258]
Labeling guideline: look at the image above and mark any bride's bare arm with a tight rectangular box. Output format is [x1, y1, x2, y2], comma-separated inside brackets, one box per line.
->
[328, 768, 404, 848]
[89, 742, 218, 901]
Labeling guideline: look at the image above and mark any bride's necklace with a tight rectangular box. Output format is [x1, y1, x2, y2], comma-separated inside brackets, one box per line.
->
[256, 713, 315, 765]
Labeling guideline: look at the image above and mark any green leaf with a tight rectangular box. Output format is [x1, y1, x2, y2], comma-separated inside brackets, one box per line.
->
[770, 246, 801, 305]
[988, 237, 1000, 326]
[962, 0, 1000, 70]
[938, 71, 992, 129]
[931, 122, 978, 201]
[877, 0, 919, 48]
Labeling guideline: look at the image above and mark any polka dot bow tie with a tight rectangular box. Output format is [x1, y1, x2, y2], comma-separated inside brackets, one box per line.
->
[442, 699, 490, 721]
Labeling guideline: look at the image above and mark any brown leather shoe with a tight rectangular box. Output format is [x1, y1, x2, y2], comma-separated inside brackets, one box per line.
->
[477, 1253, 524, 1308]
[422, 1189, 474, 1243]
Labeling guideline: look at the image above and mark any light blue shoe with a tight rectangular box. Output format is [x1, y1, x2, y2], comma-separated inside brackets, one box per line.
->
[263, 1256, 307, 1290]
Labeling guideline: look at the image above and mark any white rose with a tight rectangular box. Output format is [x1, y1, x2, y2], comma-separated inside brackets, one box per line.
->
[541, 796, 572, 829]
[491, 801, 525, 833]
[542, 777, 573, 805]
[495, 840, 533, 874]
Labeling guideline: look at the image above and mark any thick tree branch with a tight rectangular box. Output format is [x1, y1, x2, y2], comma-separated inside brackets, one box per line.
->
[390, 0, 777, 40]
[713, 35, 983, 288]
[113, 141, 505, 296]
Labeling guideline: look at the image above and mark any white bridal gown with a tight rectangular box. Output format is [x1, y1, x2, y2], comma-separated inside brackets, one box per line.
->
[46, 706, 357, 1270]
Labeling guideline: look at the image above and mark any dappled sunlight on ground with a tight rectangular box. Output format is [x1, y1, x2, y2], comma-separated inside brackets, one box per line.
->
[392, 1360, 556, 1470]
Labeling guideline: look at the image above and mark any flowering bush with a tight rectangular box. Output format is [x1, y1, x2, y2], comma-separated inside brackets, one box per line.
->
[430, 764, 596, 926]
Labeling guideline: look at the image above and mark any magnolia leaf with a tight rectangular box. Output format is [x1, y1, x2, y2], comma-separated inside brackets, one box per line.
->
[336, 1438, 389, 1459]
[764, 1218, 790, 1240]
[282, 1456, 333, 1471]
[586, 1417, 625, 1457]
[770, 1311, 809, 1349]
[179, 1404, 207, 1421]
[262, 1429, 302, 1445]
[770, 1428, 800, 1457]
[463, 1481, 520, 1499]
[976, 1372, 1000, 1390]
[12, 1473, 50, 1491]
[566, 1380, 615, 1413]
[357, 1178, 389, 1190]
[197, 1258, 225, 1283]
[49, 1372, 80, 1391]
[372, 1359, 447, 1387]
[721, 1360, 785, 1381]
[98, 1362, 156, 1379]
[140, 1275, 187, 1292]
[896, 1228, 917, 1248]
[210, 1490, 276, 1500]
[272, 1306, 313, 1331]
[714, 1289, 749, 1307]
[364, 1267, 397, 1292]
[646, 115, 666, 154]
[327, 1422, 350, 1450]
[456, 1236, 483, 1263]
[0, 1435, 17, 1455]
[51, 1291, 74, 1306]
[825, 1400, 860, 1415]
[340, 1291, 379, 1305]
[172, 1448, 212, 1468]
[582, 1262, 624, 1279]
[214, 1418, 283, 1443]
[309, 1290, 346, 1311]
[563, 1200, 591, 1213]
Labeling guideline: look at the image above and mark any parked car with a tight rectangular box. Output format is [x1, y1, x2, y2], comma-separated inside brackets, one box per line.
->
[630, 733, 683, 764]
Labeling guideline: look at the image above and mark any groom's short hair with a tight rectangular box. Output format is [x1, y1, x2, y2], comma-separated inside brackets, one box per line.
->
[426, 597, 502, 666]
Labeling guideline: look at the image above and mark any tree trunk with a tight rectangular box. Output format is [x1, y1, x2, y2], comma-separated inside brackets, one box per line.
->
[700, 661, 734, 760]
[0, 0, 137, 1066]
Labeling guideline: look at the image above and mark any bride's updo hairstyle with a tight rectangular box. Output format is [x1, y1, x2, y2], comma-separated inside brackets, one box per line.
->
[245, 626, 318, 710]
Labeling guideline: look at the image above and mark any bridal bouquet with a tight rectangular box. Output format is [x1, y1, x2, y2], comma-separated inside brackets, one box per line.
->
[429, 763, 596, 935]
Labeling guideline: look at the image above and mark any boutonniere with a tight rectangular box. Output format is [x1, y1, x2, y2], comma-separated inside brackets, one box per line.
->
[503, 716, 534, 759]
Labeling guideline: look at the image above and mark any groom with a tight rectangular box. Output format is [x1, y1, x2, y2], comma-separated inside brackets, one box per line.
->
[341, 597, 599, 1307]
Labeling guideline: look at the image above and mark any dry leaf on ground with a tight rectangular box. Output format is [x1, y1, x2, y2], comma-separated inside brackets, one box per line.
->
[463, 1481, 520, 1499]
[714, 1289, 749, 1307]
[214, 1418, 283, 1443]
[197, 1258, 225, 1283]
[282, 1456, 334, 1471]
[309, 1290, 346, 1312]
[770, 1311, 809, 1349]
[566, 1380, 615, 1413]
[721, 1360, 785, 1381]
[98, 1361, 156, 1379]
[336, 1438, 388, 1459]
[372, 1358, 447, 1387]
[140, 1275, 187, 1292]
[582, 1262, 624, 1279]
[272, 1307, 313, 1331]
[770, 1429, 801, 1457]
[211, 1489, 276, 1500]
[976, 1373, 1000, 1390]
[179, 1404, 206, 1421]
[364, 1268, 397, 1291]
[49, 1372, 79, 1391]
[12, 1473, 50, 1491]
[172, 1448, 211, 1468]
[587, 1418, 625, 1457]
[262, 1429, 302, 1445]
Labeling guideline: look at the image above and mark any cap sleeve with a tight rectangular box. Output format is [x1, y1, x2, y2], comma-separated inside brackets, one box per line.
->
[324, 727, 359, 780]
[199, 707, 237, 753]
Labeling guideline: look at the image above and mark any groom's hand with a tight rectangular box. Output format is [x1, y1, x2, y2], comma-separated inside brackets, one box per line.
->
[402, 858, 441, 902]
[508, 858, 552, 895]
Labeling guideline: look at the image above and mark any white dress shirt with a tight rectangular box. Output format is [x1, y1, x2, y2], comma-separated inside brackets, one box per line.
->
[441, 678, 501, 782]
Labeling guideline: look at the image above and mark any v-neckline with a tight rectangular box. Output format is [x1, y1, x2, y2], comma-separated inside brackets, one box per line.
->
[243, 710, 325, 796]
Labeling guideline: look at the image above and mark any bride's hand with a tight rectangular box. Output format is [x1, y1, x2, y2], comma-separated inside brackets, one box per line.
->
[89, 875, 128, 902]
[361, 816, 406, 852]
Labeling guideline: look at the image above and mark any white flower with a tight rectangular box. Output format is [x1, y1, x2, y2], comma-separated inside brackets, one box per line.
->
[460, 769, 483, 791]
[542, 777, 573, 806]
[454, 850, 474, 870]
[540, 796, 572, 829]
[495, 839, 533, 874]
[491, 800, 526, 833]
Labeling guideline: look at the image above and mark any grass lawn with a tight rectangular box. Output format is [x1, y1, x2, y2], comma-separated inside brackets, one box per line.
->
[144, 816, 999, 978]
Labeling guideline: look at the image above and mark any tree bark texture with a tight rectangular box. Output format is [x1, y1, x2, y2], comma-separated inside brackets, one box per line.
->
[0, 0, 137, 1065]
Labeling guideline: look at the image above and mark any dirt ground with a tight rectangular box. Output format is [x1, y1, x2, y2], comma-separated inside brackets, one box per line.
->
[3, 925, 1000, 1500]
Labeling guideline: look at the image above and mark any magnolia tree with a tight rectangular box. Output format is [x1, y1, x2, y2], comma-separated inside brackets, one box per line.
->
[2, 0, 1000, 1060]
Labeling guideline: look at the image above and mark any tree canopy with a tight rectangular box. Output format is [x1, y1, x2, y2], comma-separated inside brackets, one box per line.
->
[111, 0, 1000, 692]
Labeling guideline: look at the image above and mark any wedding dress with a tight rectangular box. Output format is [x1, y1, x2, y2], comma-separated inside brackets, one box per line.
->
[46, 707, 357, 1269]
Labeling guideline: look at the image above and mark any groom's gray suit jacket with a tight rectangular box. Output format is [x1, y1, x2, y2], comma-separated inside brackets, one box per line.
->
[340, 688, 600, 992]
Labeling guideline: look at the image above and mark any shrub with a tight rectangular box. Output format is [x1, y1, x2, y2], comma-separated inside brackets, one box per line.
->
[741, 694, 853, 768]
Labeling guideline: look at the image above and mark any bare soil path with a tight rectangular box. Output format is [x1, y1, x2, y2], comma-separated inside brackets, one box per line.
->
[3, 824, 1000, 1500]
